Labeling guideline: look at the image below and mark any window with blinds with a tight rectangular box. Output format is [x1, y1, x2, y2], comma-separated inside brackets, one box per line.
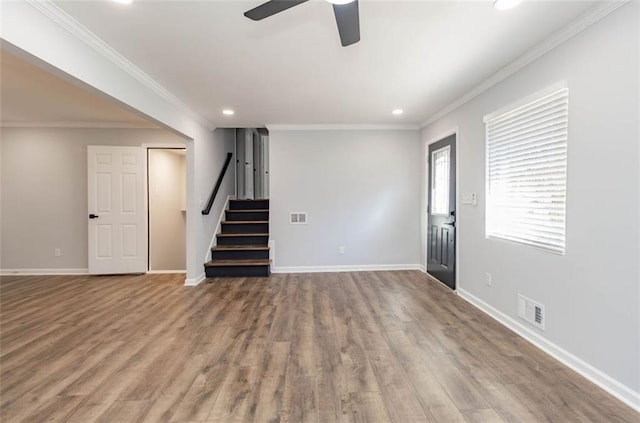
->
[484, 85, 568, 254]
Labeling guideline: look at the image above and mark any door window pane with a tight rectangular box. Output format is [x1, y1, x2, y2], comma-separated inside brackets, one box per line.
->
[431, 146, 450, 215]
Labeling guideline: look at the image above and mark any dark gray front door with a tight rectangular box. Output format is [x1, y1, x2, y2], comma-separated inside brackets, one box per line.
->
[427, 134, 456, 290]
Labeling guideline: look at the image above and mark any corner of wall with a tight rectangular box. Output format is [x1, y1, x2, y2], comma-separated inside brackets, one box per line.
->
[184, 273, 205, 287]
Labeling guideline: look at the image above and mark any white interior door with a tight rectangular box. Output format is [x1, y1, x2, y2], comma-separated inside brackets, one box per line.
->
[261, 134, 269, 198]
[88, 146, 146, 274]
[235, 129, 245, 199]
[244, 131, 254, 199]
[253, 133, 262, 199]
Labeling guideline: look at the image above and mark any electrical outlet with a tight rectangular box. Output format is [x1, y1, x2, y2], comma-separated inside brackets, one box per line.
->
[485, 272, 492, 286]
[54, 248, 61, 257]
[339, 246, 345, 254]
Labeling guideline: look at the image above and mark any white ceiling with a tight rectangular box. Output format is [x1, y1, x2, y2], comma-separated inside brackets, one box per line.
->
[5, 0, 601, 128]
[0, 49, 156, 127]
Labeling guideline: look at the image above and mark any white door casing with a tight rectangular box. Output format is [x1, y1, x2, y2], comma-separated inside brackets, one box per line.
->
[88, 146, 146, 274]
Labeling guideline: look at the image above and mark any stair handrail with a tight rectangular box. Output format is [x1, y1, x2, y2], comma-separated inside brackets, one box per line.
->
[202, 152, 233, 215]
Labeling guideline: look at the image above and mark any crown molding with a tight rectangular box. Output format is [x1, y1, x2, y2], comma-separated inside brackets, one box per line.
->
[25, 0, 215, 131]
[0, 121, 160, 129]
[419, 0, 629, 129]
[266, 124, 419, 131]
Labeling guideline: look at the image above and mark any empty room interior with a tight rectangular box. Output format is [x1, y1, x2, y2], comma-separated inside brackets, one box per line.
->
[0, 0, 638, 422]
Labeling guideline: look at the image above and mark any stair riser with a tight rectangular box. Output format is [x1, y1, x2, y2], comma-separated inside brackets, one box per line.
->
[217, 235, 268, 246]
[211, 250, 269, 260]
[205, 265, 270, 278]
[225, 211, 268, 221]
[222, 222, 268, 234]
[229, 200, 269, 210]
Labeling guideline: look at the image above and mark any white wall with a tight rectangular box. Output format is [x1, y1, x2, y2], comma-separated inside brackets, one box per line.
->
[269, 129, 421, 271]
[420, 3, 639, 405]
[1, 2, 235, 283]
[0, 139, 3, 270]
[149, 149, 186, 271]
[0, 128, 185, 271]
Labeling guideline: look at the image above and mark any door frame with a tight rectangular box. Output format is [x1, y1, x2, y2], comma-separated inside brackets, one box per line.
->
[142, 143, 187, 274]
[424, 128, 460, 291]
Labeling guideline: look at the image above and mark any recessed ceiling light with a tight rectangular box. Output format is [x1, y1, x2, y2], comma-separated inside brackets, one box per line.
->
[112, 0, 133, 4]
[222, 109, 235, 116]
[392, 109, 404, 116]
[493, 0, 522, 10]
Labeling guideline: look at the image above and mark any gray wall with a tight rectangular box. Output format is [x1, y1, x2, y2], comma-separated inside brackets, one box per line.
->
[0, 127, 185, 271]
[149, 149, 186, 271]
[269, 129, 421, 270]
[420, 4, 639, 395]
[192, 127, 235, 267]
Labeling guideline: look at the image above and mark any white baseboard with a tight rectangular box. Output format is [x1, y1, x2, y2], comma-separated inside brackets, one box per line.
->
[1, 268, 89, 276]
[272, 264, 422, 274]
[418, 264, 426, 273]
[147, 270, 186, 274]
[458, 289, 640, 412]
[184, 273, 205, 287]
[268, 239, 275, 272]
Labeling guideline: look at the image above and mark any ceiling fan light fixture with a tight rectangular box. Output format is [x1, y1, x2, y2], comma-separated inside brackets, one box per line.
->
[244, 0, 360, 46]
[493, 0, 522, 10]
[326, 0, 356, 4]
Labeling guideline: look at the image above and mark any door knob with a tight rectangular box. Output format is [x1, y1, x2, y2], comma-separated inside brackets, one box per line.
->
[89, 214, 99, 219]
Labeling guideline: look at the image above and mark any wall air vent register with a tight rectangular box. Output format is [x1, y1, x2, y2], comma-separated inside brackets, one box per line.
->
[289, 212, 308, 224]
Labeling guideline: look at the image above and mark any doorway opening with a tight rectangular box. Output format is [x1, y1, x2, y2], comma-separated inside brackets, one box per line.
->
[147, 148, 187, 272]
[235, 128, 269, 199]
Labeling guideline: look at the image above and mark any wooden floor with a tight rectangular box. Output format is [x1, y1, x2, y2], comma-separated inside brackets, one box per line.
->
[1, 272, 637, 423]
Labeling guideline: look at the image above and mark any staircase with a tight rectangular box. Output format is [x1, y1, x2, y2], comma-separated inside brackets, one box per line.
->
[204, 199, 271, 278]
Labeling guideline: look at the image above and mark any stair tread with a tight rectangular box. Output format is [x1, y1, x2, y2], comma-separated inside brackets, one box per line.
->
[222, 220, 268, 224]
[210, 198, 269, 274]
[227, 209, 269, 213]
[212, 245, 269, 251]
[205, 259, 271, 267]
[217, 232, 268, 237]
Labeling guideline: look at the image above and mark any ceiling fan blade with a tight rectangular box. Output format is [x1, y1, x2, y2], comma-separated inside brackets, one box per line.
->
[244, 0, 309, 21]
[333, 0, 360, 47]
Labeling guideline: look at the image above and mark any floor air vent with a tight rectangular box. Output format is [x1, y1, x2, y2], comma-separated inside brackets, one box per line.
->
[517, 294, 545, 330]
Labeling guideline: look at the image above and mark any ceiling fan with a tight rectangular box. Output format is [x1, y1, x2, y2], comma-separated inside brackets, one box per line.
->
[244, 0, 360, 47]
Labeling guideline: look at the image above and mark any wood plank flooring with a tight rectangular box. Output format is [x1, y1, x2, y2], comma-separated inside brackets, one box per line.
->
[0, 271, 637, 422]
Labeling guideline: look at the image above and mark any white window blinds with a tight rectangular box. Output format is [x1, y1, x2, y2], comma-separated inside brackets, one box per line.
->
[484, 86, 568, 254]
